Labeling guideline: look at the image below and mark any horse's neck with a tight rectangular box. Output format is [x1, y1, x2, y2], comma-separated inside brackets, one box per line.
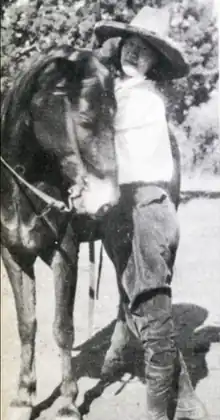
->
[1, 150, 44, 231]
[1, 162, 23, 216]
[1, 133, 40, 212]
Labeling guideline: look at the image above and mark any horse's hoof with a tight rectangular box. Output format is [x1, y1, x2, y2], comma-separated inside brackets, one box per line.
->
[6, 405, 32, 420]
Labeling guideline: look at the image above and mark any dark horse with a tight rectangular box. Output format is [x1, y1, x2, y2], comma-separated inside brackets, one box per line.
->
[1, 47, 120, 420]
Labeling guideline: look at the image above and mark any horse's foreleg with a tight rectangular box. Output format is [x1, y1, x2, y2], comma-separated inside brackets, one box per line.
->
[51, 231, 81, 420]
[102, 301, 130, 377]
[2, 246, 36, 420]
[101, 229, 131, 378]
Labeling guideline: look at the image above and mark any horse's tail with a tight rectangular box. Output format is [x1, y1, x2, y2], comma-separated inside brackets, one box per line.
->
[168, 121, 181, 209]
[96, 242, 104, 300]
[88, 241, 103, 337]
[88, 241, 95, 337]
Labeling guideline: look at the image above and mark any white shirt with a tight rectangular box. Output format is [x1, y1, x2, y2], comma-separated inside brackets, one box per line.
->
[114, 76, 174, 185]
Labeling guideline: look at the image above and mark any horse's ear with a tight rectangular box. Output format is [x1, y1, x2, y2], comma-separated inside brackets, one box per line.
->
[53, 50, 88, 83]
[43, 48, 83, 81]
[66, 50, 82, 63]
[51, 48, 81, 63]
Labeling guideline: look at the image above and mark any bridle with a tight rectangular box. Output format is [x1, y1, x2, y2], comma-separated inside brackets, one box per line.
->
[1, 94, 88, 273]
[1, 33, 114, 335]
[1, 53, 112, 217]
[1, 96, 88, 216]
[1, 74, 105, 337]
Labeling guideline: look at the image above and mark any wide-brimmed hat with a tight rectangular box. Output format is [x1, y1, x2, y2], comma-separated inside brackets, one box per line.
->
[94, 6, 189, 80]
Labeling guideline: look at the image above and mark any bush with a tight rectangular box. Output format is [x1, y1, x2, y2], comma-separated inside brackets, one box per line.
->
[165, 0, 218, 124]
[1, 0, 219, 175]
[1, 0, 100, 92]
[181, 89, 220, 174]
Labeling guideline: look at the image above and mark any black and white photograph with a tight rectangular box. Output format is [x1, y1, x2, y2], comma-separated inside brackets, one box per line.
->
[1, 1, 219, 419]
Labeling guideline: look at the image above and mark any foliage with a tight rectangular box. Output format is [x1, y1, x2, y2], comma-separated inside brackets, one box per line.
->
[1, 0, 99, 91]
[164, 0, 218, 123]
[181, 88, 220, 174]
[1, 0, 219, 174]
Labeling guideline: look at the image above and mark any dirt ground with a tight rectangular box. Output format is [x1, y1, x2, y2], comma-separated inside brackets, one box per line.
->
[1, 195, 220, 420]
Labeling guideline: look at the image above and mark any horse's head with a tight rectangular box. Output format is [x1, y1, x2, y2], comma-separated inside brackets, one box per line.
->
[30, 48, 119, 216]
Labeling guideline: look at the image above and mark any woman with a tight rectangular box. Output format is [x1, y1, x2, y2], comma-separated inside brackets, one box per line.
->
[94, 6, 208, 420]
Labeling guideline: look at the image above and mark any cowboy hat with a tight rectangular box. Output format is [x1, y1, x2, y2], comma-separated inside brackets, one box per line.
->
[94, 5, 189, 80]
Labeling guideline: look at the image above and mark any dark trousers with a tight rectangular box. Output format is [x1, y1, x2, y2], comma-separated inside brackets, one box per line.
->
[102, 183, 180, 418]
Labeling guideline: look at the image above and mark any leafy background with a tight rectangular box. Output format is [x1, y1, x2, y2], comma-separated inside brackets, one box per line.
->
[1, 0, 219, 175]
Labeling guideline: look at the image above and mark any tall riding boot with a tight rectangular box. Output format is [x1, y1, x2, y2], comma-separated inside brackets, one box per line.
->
[132, 292, 177, 420]
[174, 352, 209, 420]
[146, 362, 175, 420]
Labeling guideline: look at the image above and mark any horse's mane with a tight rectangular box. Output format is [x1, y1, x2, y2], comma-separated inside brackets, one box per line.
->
[1, 46, 102, 151]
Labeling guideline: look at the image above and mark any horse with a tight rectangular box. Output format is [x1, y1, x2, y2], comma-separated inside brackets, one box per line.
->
[1, 47, 120, 420]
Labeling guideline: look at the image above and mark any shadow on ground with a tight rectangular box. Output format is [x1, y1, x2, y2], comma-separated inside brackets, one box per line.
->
[31, 303, 220, 419]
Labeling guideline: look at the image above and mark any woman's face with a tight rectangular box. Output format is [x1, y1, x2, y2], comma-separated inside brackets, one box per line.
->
[121, 35, 158, 77]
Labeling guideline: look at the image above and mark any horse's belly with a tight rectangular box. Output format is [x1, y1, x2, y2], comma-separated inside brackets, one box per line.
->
[72, 216, 102, 243]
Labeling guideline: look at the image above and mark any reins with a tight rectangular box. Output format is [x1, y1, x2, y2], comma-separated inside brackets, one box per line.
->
[0, 155, 71, 214]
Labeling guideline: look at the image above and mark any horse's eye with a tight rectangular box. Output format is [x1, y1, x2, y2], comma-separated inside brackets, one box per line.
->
[80, 120, 92, 128]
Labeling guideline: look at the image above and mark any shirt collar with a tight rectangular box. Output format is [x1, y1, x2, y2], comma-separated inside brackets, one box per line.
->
[115, 75, 146, 93]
